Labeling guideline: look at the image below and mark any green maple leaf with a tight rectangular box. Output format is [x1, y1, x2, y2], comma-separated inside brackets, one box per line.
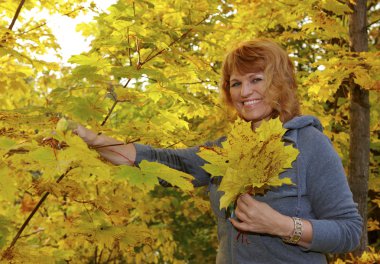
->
[140, 160, 194, 191]
[198, 118, 299, 210]
[114, 164, 158, 192]
[115, 161, 194, 192]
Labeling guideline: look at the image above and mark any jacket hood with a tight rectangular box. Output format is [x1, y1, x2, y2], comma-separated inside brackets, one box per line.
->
[284, 115, 323, 131]
[283, 115, 323, 145]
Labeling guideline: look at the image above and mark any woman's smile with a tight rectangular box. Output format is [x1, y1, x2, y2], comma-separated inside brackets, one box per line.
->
[229, 71, 273, 127]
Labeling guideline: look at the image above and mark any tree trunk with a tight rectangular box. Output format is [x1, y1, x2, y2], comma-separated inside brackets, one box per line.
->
[348, 0, 369, 255]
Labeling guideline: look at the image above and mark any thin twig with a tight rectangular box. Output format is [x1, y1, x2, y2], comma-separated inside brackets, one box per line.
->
[126, 138, 140, 144]
[94, 246, 98, 264]
[141, 15, 210, 66]
[101, 101, 118, 126]
[19, 228, 45, 238]
[179, 80, 212, 85]
[128, 28, 132, 67]
[19, 7, 85, 35]
[164, 141, 184, 149]
[100, 78, 131, 126]
[105, 149, 134, 165]
[367, 18, 380, 28]
[136, 37, 141, 68]
[100, 15, 209, 127]
[98, 248, 104, 263]
[107, 48, 123, 67]
[92, 143, 126, 149]
[106, 247, 115, 263]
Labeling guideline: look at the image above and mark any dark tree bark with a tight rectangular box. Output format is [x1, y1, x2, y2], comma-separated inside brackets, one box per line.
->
[348, 0, 370, 255]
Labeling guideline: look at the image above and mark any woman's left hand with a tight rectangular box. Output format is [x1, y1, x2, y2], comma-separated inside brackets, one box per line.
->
[229, 194, 293, 237]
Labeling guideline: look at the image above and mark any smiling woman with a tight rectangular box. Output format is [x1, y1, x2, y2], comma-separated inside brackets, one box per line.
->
[228, 71, 273, 128]
[72, 38, 362, 264]
[221, 39, 300, 126]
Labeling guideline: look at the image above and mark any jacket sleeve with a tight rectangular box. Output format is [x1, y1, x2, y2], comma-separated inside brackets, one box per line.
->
[133, 143, 211, 187]
[305, 131, 363, 253]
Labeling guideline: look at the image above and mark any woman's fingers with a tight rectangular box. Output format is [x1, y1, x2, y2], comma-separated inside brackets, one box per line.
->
[234, 206, 250, 222]
[232, 194, 283, 234]
[236, 195, 249, 212]
[230, 218, 251, 232]
[239, 193, 257, 206]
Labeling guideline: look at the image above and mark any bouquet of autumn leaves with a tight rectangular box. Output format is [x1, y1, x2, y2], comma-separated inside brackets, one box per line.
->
[197, 117, 299, 211]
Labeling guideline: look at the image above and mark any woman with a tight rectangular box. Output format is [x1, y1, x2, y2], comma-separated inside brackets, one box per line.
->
[75, 39, 362, 263]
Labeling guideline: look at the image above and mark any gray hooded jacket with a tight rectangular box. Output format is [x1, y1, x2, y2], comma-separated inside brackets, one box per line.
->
[134, 115, 362, 264]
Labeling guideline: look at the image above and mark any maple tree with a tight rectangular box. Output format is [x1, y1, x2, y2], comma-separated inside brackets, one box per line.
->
[1, 0, 379, 262]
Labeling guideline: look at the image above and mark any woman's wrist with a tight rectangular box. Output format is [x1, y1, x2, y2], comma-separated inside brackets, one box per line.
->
[282, 217, 303, 244]
[275, 215, 295, 238]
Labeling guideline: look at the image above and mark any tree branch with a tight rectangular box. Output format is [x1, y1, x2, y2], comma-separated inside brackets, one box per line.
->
[367, 17, 380, 28]
[8, 0, 26, 30]
[141, 15, 210, 66]
[101, 100, 118, 127]
[19, 227, 45, 239]
[19, 7, 85, 36]
[128, 28, 133, 67]
[0, 0, 26, 45]
[2, 167, 73, 258]
[100, 15, 209, 127]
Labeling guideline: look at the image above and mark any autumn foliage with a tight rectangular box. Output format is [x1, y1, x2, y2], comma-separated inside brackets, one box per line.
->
[0, 0, 379, 263]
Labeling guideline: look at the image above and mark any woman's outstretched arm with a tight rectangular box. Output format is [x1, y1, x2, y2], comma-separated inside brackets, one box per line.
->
[75, 124, 136, 166]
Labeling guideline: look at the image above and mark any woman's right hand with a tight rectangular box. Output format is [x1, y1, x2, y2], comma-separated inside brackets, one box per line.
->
[73, 124, 99, 146]
[67, 121, 137, 166]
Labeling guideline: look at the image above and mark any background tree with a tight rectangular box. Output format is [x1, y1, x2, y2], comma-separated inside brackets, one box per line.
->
[348, 0, 370, 255]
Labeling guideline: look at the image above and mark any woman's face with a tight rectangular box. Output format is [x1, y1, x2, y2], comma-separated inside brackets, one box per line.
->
[229, 71, 273, 128]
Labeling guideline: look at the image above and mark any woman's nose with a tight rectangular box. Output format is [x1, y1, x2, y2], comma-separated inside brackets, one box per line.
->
[240, 81, 252, 97]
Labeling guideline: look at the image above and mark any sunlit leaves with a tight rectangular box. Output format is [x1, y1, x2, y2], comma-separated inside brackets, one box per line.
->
[114, 164, 158, 192]
[320, 0, 352, 16]
[1, 0, 379, 262]
[115, 160, 194, 192]
[198, 118, 298, 209]
[305, 51, 380, 102]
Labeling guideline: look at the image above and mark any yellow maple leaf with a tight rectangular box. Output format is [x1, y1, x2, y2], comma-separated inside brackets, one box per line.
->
[198, 117, 299, 209]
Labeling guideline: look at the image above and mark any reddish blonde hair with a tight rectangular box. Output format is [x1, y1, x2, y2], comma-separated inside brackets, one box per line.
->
[221, 38, 301, 123]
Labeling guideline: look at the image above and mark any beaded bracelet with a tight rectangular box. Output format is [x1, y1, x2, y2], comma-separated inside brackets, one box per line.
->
[282, 217, 303, 244]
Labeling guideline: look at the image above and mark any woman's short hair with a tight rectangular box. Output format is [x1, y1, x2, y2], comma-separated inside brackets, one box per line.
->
[221, 38, 301, 123]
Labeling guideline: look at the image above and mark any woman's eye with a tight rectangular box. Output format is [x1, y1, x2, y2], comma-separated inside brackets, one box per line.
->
[230, 82, 241, 88]
[251, 78, 262, 83]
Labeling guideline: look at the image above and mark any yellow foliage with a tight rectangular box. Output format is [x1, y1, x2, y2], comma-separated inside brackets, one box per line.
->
[198, 118, 298, 209]
[1, 0, 379, 262]
[333, 247, 380, 264]
[368, 218, 380, 232]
